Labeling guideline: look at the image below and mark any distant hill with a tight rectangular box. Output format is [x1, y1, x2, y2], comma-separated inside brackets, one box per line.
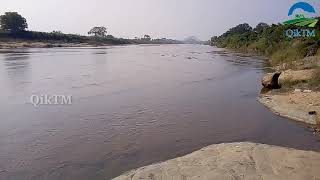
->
[183, 36, 203, 44]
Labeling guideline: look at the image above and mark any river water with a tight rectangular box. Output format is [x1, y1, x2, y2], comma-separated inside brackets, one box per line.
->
[0, 44, 319, 180]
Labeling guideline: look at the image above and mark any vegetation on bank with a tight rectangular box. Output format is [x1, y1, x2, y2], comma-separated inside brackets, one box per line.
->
[0, 31, 131, 45]
[210, 20, 320, 90]
[131, 35, 182, 44]
[211, 20, 320, 65]
[0, 12, 130, 45]
[0, 12, 181, 46]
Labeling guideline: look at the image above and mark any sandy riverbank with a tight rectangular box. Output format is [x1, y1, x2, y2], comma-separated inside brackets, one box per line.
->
[0, 41, 94, 49]
[259, 57, 320, 133]
[259, 92, 320, 127]
[113, 142, 320, 180]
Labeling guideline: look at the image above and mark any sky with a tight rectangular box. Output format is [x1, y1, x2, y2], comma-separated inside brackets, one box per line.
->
[1, 0, 320, 40]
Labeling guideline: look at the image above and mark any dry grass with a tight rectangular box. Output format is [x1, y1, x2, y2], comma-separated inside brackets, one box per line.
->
[276, 67, 320, 92]
[309, 67, 320, 90]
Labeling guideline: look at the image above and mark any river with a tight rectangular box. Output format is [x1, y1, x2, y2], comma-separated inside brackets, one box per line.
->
[0, 44, 319, 180]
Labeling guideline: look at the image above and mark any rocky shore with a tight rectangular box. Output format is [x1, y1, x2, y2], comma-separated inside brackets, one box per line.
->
[113, 142, 320, 180]
[259, 91, 320, 127]
[259, 61, 320, 133]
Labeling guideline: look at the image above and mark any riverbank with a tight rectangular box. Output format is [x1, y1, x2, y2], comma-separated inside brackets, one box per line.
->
[113, 142, 320, 180]
[0, 40, 95, 49]
[258, 58, 320, 133]
[210, 22, 320, 133]
[0, 31, 184, 49]
[0, 31, 133, 48]
[0, 39, 186, 49]
[259, 91, 320, 132]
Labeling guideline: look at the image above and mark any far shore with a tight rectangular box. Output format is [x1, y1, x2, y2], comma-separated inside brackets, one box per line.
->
[0, 41, 97, 49]
[0, 40, 189, 50]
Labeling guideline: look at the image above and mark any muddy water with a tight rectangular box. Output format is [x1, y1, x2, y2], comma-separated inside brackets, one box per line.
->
[0, 45, 319, 180]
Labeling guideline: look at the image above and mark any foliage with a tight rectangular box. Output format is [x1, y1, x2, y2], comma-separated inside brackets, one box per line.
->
[221, 23, 253, 38]
[211, 21, 320, 66]
[0, 12, 181, 46]
[0, 12, 28, 32]
[0, 12, 129, 45]
[309, 67, 320, 90]
[143, 34, 151, 41]
[131, 37, 181, 44]
[0, 31, 130, 45]
[253, 22, 270, 33]
[88, 26, 107, 37]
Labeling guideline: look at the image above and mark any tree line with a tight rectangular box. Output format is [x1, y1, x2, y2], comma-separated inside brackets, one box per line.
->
[210, 20, 320, 65]
[0, 12, 182, 45]
[0, 12, 111, 37]
[0, 12, 128, 44]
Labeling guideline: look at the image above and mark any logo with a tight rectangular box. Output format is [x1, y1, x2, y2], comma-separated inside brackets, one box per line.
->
[284, 2, 318, 27]
[283, 1, 318, 38]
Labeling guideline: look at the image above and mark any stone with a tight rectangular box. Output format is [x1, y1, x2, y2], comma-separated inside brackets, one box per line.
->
[303, 90, 312, 93]
[113, 142, 320, 180]
[309, 111, 317, 115]
[262, 72, 281, 89]
[278, 69, 316, 84]
[258, 92, 320, 125]
[294, 89, 302, 93]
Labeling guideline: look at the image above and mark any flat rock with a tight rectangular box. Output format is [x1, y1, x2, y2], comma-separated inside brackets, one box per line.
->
[113, 142, 320, 180]
[262, 69, 316, 89]
[258, 92, 320, 125]
[278, 69, 316, 84]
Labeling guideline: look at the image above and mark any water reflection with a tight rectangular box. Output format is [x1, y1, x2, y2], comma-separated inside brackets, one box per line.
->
[1, 50, 31, 88]
[4, 53, 30, 69]
[207, 49, 268, 70]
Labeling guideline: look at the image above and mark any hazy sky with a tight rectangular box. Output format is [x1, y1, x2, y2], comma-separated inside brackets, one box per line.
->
[1, 0, 319, 40]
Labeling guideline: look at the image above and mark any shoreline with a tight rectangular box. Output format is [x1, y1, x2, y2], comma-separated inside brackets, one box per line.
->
[0, 40, 187, 49]
[258, 92, 320, 125]
[0, 41, 95, 49]
[221, 47, 320, 134]
[258, 67, 320, 134]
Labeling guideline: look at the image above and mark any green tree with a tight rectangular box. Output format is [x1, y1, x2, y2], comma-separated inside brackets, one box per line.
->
[210, 36, 218, 45]
[254, 22, 269, 33]
[0, 12, 28, 33]
[88, 26, 107, 37]
[222, 23, 252, 37]
[143, 34, 151, 41]
[106, 34, 114, 39]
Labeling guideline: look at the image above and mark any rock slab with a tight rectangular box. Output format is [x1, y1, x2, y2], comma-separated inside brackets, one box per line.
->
[113, 142, 320, 180]
[259, 92, 320, 125]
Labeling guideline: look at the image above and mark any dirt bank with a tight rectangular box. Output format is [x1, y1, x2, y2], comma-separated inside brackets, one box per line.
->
[113, 142, 320, 180]
[0, 41, 93, 49]
[259, 91, 320, 126]
[259, 57, 320, 133]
